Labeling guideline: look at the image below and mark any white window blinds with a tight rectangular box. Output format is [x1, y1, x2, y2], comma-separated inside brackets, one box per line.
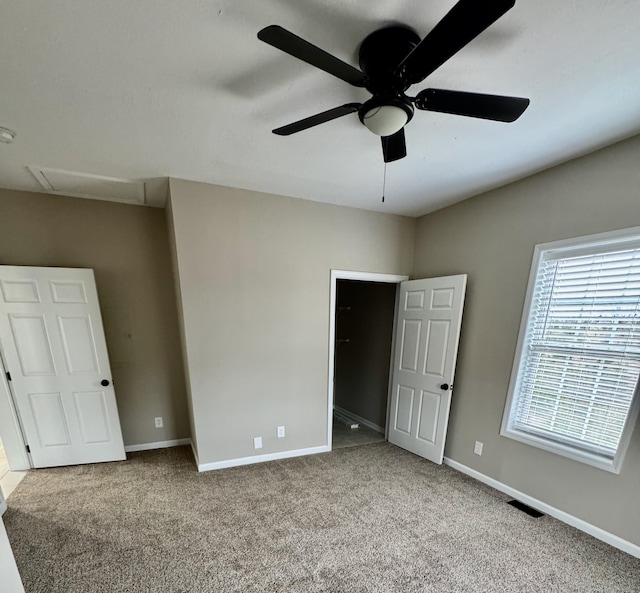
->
[510, 245, 640, 459]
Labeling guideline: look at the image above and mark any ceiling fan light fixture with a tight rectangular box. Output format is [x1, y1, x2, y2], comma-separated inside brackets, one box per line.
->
[362, 105, 407, 136]
[359, 99, 414, 137]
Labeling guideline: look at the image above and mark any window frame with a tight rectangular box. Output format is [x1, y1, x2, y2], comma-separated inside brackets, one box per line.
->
[501, 226, 640, 474]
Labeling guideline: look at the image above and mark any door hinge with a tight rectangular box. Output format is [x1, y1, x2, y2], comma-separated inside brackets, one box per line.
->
[5, 371, 11, 381]
[25, 445, 30, 453]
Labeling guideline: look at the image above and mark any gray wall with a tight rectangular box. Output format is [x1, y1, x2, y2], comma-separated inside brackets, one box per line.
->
[412, 134, 640, 546]
[0, 189, 190, 446]
[168, 178, 415, 465]
[334, 280, 396, 429]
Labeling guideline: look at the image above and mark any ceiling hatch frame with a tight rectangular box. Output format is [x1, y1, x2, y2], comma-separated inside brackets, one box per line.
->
[27, 165, 147, 206]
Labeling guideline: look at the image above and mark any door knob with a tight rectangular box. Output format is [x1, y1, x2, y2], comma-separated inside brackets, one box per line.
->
[440, 383, 449, 390]
[101, 379, 110, 387]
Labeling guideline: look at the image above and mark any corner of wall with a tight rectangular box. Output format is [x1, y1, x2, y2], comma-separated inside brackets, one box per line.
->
[408, 215, 419, 279]
[165, 183, 198, 455]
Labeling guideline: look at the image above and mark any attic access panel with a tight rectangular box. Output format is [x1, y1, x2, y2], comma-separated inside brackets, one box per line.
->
[28, 166, 146, 205]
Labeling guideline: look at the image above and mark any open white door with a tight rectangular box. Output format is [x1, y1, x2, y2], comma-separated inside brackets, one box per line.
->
[388, 275, 467, 464]
[0, 266, 125, 468]
[1, 519, 25, 593]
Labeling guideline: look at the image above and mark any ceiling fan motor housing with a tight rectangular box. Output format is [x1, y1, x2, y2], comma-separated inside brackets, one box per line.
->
[358, 25, 421, 96]
[357, 25, 420, 135]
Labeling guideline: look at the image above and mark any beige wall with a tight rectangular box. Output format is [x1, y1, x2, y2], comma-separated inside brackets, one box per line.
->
[413, 134, 640, 545]
[168, 179, 415, 465]
[334, 280, 396, 429]
[0, 189, 190, 446]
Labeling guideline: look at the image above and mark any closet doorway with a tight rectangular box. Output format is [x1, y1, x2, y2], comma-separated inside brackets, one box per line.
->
[327, 271, 408, 450]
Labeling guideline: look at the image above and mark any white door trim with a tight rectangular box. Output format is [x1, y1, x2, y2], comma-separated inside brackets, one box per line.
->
[0, 351, 30, 471]
[327, 270, 408, 450]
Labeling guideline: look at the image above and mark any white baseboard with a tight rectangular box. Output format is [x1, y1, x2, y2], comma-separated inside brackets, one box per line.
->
[334, 405, 385, 434]
[198, 445, 330, 473]
[124, 438, 191, 453]
[443, 457, 640, 559]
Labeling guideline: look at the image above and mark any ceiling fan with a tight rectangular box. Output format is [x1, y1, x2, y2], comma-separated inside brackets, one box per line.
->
[257, 0, 529, 163]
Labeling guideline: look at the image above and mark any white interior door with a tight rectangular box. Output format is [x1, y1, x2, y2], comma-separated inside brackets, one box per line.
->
[1, 519, 25, 593]
[0, 266, 125, 468]
[388, 275, 467, 464]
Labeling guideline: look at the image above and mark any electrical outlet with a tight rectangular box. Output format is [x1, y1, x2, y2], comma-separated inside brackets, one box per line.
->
[253, 436, 263, 449]
[277, 426, 285, 438]
[154, 417, 163, 428]
[473, 441, 483, 456]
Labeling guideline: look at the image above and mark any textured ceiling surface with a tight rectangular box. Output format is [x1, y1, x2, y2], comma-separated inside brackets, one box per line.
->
[1, 1, 639, 216]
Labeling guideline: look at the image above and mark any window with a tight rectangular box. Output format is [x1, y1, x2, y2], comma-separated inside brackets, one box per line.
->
[501, 228, 640, 473]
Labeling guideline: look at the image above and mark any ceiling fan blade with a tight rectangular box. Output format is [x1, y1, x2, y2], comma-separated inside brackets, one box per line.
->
[416, 88, 529, 122]
[398, 0, 516, 84]
[258, 25, 367, 87]
[273, 103, 362, 136]
[381, 129, 407, 163]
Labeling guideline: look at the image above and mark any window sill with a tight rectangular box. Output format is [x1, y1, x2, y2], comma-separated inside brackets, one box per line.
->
[500, 426, 623, 474]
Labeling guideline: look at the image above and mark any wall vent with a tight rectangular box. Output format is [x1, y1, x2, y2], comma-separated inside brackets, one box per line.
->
[28, 166, 146, 206]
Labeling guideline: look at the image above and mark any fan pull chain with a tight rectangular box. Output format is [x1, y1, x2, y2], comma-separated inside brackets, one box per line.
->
[382, 162, 387, 203]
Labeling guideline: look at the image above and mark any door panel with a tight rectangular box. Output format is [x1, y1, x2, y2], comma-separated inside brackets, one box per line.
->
[405, 290, 425, 309]
[388, 275, 467, 464]
[1, 280, 40, 303]
[0, 266, 125, 468]
[58, 316, 100, 374]
[74, 391, 111, 444]
[399, 320, 421, 372]
[28, 392, 71, 447]
[431, 287, 455, 309]
[395, 385, 414, 434]
[9, 315, 56, 375]
[416, 390, 440, 443]
[50, 280, 87, 303]
[424, 320, 449, 376]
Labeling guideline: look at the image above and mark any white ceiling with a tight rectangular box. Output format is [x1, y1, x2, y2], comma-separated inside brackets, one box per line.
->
[1, 0, 639, 216]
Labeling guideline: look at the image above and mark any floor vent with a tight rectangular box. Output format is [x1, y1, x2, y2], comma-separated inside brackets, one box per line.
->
[508, 500, 544, 517]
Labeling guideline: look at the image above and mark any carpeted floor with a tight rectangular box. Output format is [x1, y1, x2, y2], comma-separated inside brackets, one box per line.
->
[4, 443, 640, 593]
[332, 421, 385, 449]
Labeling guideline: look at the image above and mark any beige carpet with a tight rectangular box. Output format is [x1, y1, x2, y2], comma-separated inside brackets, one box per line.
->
[4, 443, 639, 593]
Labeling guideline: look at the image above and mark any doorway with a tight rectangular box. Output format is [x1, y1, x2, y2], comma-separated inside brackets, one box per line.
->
[327, 270, 408, 450]
[328, 270, 468, 465]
